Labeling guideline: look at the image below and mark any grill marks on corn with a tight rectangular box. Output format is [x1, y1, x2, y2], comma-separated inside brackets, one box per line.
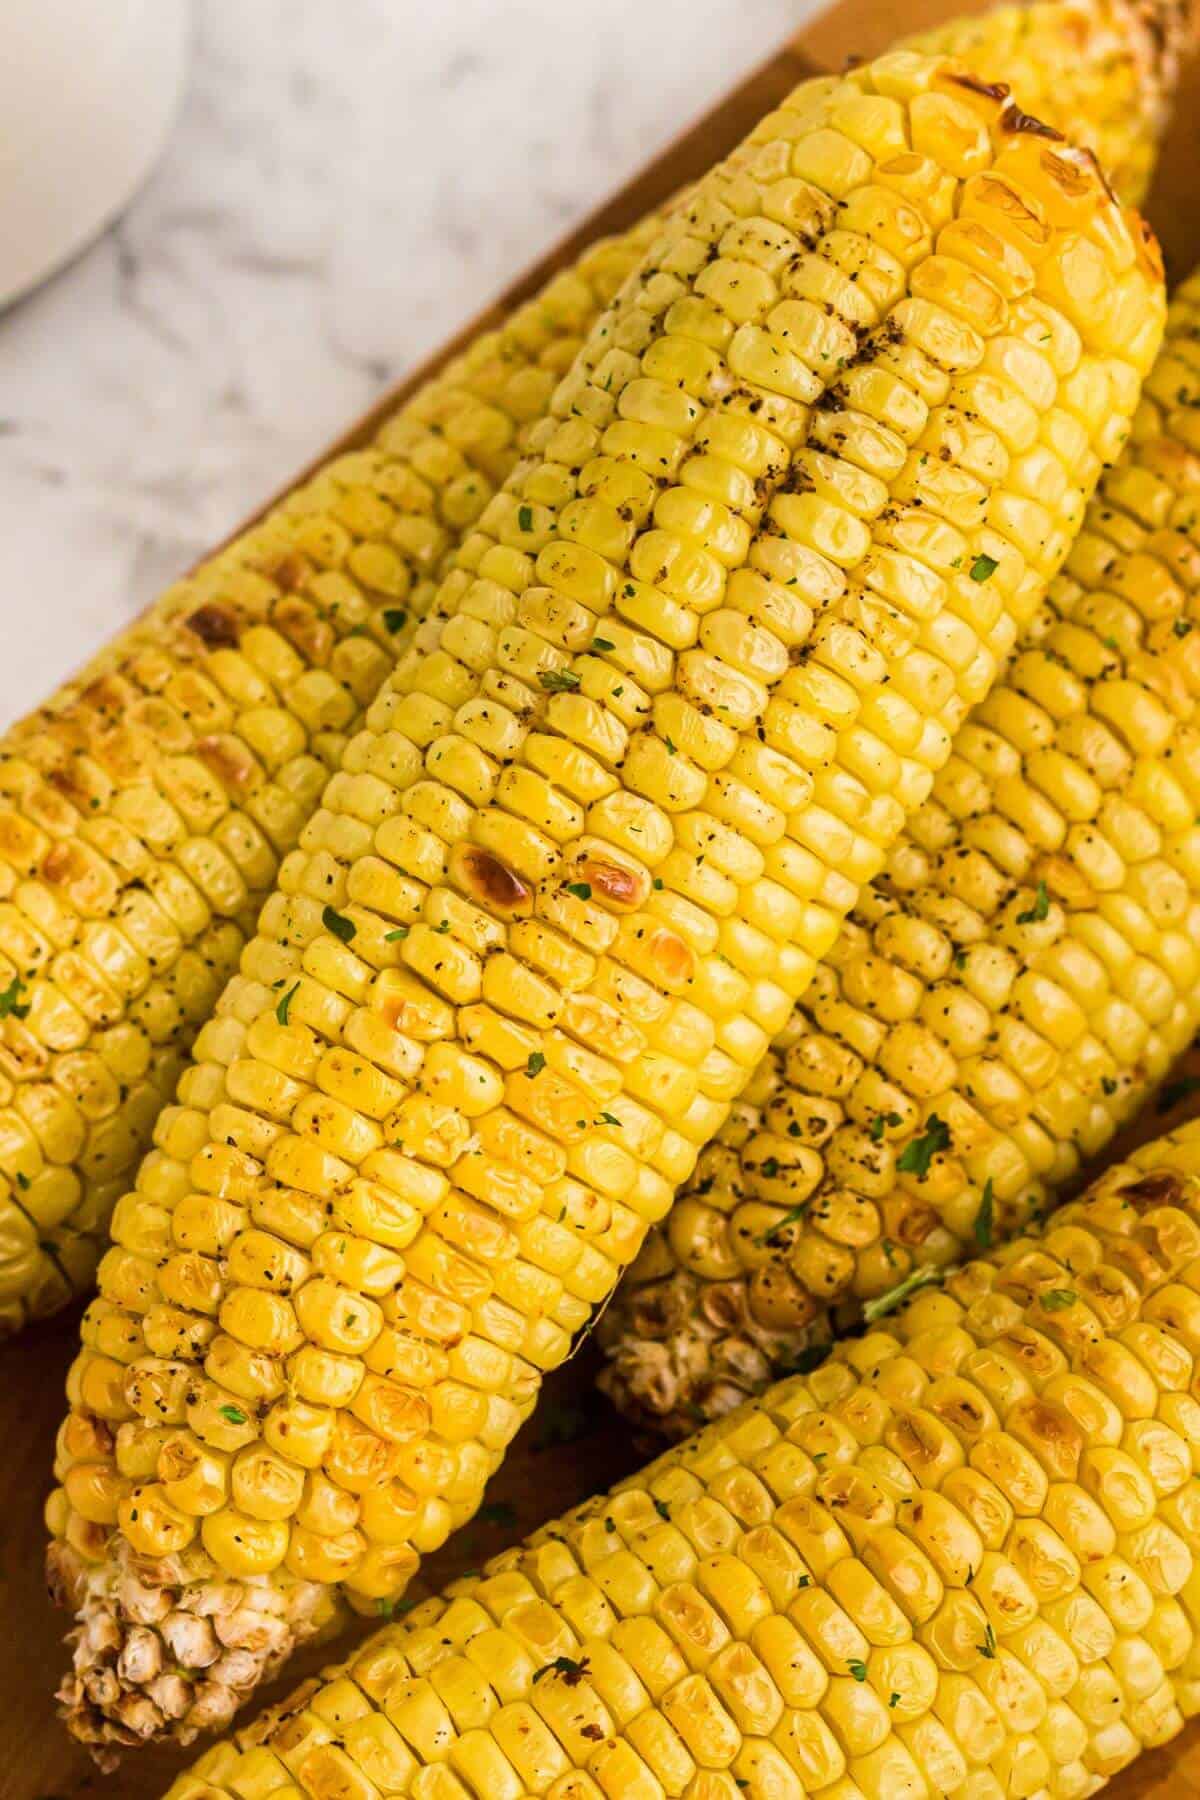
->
[169, 1134, 1200, 1800]
[602, 272, 1199, 1440]
[0, 224, 657, 1338]
[50, 50, 1158, 1749]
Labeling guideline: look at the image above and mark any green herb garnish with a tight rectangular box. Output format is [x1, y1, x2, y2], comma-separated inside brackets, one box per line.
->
[862, 1264, 953, 1325]
[0, 975, 29, 1020]
[1016, 880, 1050, 925]
[322, 905, 356, 943]
[897, 1115, 951, 1178]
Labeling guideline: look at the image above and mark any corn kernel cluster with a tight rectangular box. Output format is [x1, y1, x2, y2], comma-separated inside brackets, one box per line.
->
[168, 1123, 1200, 1800]
[0, 223, 657, 1334]
[45, 46, 1163, 1751]
[600, 268, 1198, 1438]
[904, 0, 1192, 205]
[0, 0, 1174, 1348]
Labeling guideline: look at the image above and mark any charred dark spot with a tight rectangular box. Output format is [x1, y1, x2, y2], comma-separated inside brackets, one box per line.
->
[949, 72, 1010, 102]
[186, 604, 241, 650]
[195, 734, 255, 789]
[42, 841, 87, 885]
[46, 766, 92, 807]
[454, 846, 532, 915]
[80, 675, 128, 717]
[1118, 1171, 1185, 1210]
[263, 552, 309, 593]
[1000, 103, 1064, 140]
[577, 856, 646, 910]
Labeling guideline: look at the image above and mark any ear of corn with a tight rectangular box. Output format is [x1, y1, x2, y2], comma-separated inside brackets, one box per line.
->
[0, 224, 662, 1337]
[0, 0, 1188, 1349]
[166, 1120, 1200, 1800]
[45, 47, 1163, 1754]
[599, 265, 1200, 1440]
[903, 0, 1199, 205]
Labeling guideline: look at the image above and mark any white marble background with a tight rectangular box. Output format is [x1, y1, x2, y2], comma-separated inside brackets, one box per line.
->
[0, 0, 812, 727]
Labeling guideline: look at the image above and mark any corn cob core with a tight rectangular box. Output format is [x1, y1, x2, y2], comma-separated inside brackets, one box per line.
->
[903, 0, 1200, 206]
[48, 51, 1160, 1752]
[0, 225, 660, 1337]
[169, 1122, 1200, 1800]
[599, 268, 1198, 1441]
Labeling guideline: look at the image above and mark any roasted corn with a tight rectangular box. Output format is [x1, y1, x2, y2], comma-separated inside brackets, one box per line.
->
[167, 1121, 1200, 1800]
[600, 266, 1200, 1438]
[0, 222, 659, 1335]
[47, 48, 1163, 1752]
[903, 0, 1197, 205]
[5, 0, 1179, 1347]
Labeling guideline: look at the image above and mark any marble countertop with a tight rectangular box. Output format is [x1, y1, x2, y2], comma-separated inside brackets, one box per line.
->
[0, 0, 810, 728]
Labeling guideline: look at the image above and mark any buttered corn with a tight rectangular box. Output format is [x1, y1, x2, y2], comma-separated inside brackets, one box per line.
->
[0, 222, 660, 1336]
[47, 47, 1162, 1753]
[903, 0, 1196, 204]
[169, 1123, 1200, 1800]
[600, 268, 1200, 1438]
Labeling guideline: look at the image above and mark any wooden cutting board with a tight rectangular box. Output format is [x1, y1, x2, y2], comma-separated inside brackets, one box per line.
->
[6, 6, 1199, 1796]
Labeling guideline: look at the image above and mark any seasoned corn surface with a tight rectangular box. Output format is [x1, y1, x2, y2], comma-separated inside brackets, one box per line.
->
[49, 49, 1162, 1751]
[905, 0, 1197, 205]
[600, 267, 1200, 1439]
[0, 224, 658, 1335]
[169, 1120, 1200, 1800]
[3, 0, 1188, 1343]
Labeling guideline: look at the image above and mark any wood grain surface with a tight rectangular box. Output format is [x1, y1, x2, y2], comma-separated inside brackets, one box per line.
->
[5, 4, 1199, 1795]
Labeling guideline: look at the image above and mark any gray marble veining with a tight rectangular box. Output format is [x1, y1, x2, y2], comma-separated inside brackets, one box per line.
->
[0, 0, 809, 724]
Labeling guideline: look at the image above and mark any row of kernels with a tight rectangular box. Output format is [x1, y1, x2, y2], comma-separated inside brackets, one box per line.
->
[0, 222, 664, 1337]
[605, 274, 1188, 1405]
[169, 1143, 1200, 1797]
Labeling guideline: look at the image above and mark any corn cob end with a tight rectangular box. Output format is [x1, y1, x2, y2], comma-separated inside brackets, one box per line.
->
[48, 1533, 339, 1755]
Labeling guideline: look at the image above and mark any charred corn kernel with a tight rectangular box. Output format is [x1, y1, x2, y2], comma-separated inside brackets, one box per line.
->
[604, 269, 1200, 1439]
[169, 1135, 1200, 1800]
[53, 45, 1161, 1752]
[0, 217, 664, 1339]
[903, 0, 1195, 206]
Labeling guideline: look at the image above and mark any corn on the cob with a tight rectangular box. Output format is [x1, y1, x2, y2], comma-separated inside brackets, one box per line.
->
[902, 0, 1198, 205]
[46, 48, 1162, 1753]
[0, 224, 660, 1337]
[2, 0, 1188, 1346]
[167, 1120, 1200, 1800]
[599, 267, 1200, 1440]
